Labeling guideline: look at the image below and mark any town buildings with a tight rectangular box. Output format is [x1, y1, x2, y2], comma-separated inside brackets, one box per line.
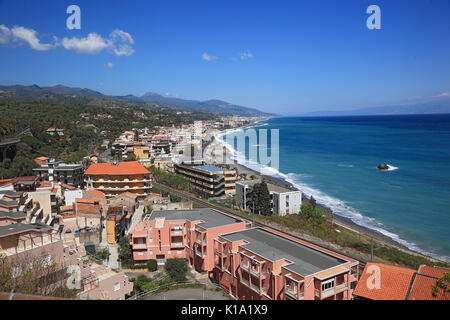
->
[130, 208, 248, 271]
[214, 227, 359, 300]
[236, 180, 302, 216]
[175, 163, 237, 197]
[33, 160, 84, 187]
[84, 161, 151, 198]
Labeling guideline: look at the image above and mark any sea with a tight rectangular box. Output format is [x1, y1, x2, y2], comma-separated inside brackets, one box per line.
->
[217, 114, 450, 262]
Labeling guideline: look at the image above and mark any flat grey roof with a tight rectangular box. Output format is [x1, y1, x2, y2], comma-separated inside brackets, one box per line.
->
[194, 165, 226, 174]
[0, 211, 27, 219]
[237, 180, 296, 194]
[220, 228, 347, 276]
[149, 208, 243, 229]
[0, 190, 23, 197]
[0, 223, 51, 238]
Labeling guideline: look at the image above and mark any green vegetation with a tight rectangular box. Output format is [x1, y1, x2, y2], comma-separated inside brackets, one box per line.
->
[147, 259, 158, 272]
[150, 166, 192, 192]
[118, 236, 133, 268]
[164, 258, 188, 282]
[431, 272, 450, 299]
[251, 180, 272, 216]
[0, 254, 79, 299]
[0, 98, 216, 178]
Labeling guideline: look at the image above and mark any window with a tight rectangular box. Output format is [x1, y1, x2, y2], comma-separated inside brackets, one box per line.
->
[149, 237, 153, 243]
[168, 250, 171, 255]
[177, 250, 182, 254]
[27, 261, 33, 270]
[322, 279, 334, 291]
[149, 250, 153, 255]
[114, 282, 120, 291]
[138, 252, 144, 256]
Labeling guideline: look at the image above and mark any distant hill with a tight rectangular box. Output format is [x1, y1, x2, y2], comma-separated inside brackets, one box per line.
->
[140, 91, 274, 116]
[301, 96, 450, 117]
[0, 84, 273, 116]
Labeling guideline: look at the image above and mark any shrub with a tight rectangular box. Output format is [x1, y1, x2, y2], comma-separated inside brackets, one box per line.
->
[164, 258, 188, 282]
[147, 259, 157, 272]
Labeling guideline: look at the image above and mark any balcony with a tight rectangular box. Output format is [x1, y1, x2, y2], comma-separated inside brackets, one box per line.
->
[240, 278, 249, 287]
[170, 230, 183, 236]
[195, 249, 206, 258]
[240, 262, 249, 271]
[250, 268, 265, 279]
[133, 243, 147, 249]
[315, 282, 348, 299]
[250, 282, 260, 294]
[285, 289, 297, 299]
[171, 241, 184, 248]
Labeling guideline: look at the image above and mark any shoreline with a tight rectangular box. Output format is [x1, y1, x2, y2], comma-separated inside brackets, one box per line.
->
[204, 119, 444, 264]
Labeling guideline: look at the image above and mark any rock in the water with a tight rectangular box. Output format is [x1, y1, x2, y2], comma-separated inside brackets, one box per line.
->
[377, 164, 389, 170]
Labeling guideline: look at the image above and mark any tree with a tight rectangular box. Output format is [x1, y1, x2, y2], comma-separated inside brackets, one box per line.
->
[118, 236, 133, 268]
[147, 259, 157, 272]
[253, 181, 271, 216]
[164, 258, 188, 282]
[125, 152, 137, 162]
[300, 204, 325, 225]
[431, 272, 450, 299]
[310, 196, 316, 209]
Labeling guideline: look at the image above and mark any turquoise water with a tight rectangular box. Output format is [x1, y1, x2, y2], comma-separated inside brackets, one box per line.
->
[220, 114, 450, 261]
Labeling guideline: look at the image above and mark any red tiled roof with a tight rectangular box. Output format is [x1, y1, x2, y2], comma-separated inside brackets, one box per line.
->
[76, 198, 98, 204]
[83, 189, 106, 200]
[84, 161, 150, 176]
[0, 178, 13, 185]
[61, 184, 76, 190]
[407, 266, 450, 300]
[120, 192, 138, 199]
[353, 263, 415, 300]
[77, 203, 100, 213]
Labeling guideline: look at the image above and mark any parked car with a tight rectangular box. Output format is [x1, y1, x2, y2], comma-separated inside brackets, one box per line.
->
[65, 229, 72, 233]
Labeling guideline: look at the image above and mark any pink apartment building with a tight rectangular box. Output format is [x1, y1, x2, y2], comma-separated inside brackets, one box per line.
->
[213, 227, 359, 300]
[130, 208, 249, 275]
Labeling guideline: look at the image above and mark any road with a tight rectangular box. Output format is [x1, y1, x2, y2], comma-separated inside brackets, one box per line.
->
[145, 288, 228, 300]
[152, 182, 367, 270]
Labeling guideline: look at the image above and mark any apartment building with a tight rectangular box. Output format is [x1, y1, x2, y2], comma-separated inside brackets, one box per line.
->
[84, 161, 151, 198]
[33, 160, 84, 187]
[130, 208, 248, 274]
[175, 163, 237, 197]
[213, 227, 359, 300]
[236, 180, 302, 216]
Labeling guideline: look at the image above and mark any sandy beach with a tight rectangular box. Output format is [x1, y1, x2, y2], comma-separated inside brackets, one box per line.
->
[203, 122, 441, 263]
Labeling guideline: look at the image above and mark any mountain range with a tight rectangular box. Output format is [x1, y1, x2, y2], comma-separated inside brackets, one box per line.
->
[300, 95, 450, 117]
[0, 84, 273, 117]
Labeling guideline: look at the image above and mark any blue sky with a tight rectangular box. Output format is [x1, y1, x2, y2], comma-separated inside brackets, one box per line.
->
[0, 0, 449, 115]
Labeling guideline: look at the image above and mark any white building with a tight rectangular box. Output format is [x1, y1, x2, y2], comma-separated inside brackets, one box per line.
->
[235, 180, 302, 216]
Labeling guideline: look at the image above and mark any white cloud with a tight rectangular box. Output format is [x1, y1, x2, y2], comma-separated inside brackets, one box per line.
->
[0, 24, 134, 56]
[0, 25, 55, 51]
[110, 29, 134, 45]
[0, 24, 11, 45]
[61, 33, 110, 54]
[107, 62, 114, 68]
[438, 92, 450, 97]
[61, 29, 135, 56]
[240, 51, 253, 60]
[202, 53, 218, 61]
